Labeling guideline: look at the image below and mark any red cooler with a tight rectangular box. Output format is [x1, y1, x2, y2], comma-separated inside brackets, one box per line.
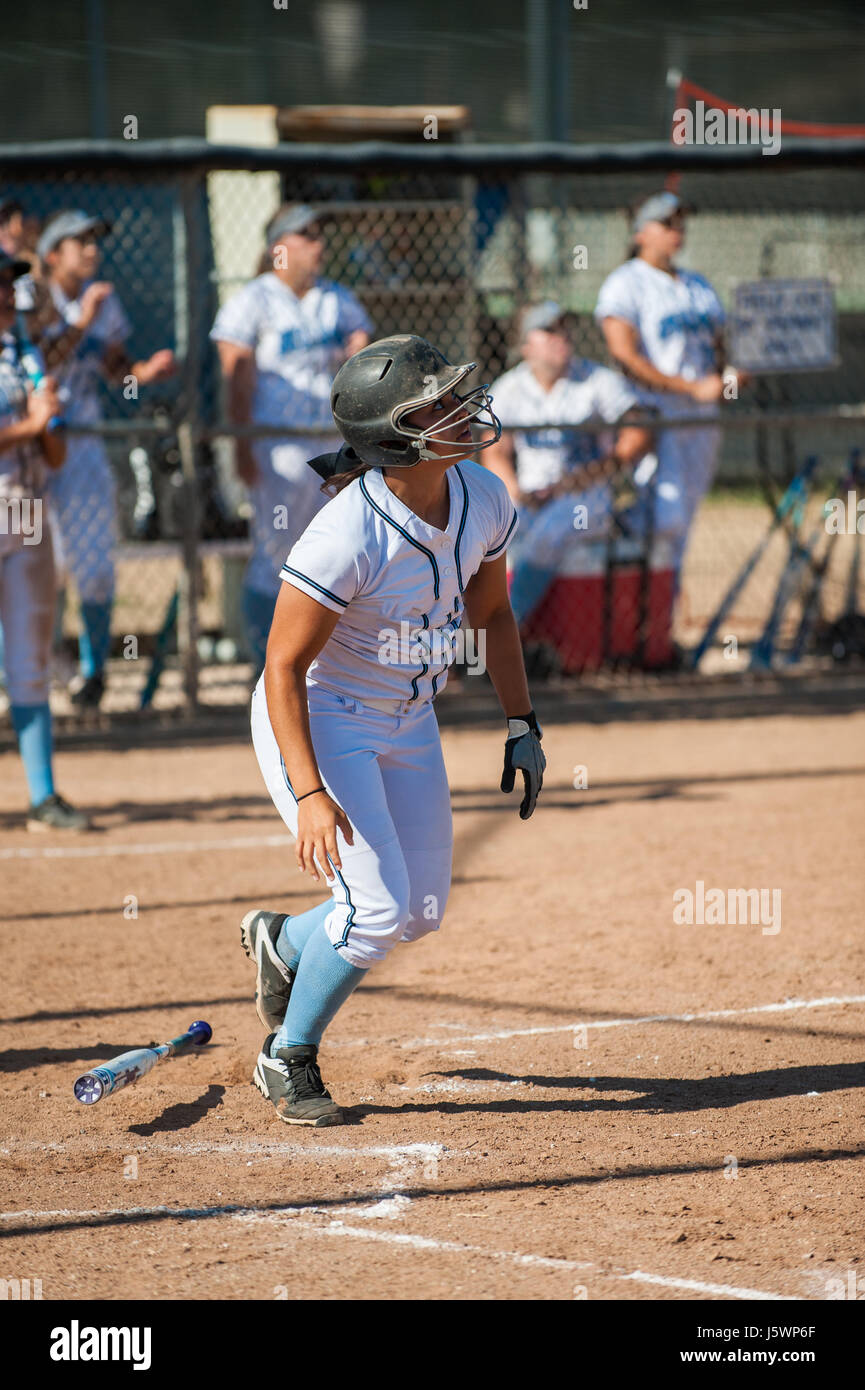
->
[520, 537, 676, 672]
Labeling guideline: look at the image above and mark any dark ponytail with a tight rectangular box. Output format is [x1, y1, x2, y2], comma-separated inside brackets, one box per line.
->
[320, 462, 374, 496]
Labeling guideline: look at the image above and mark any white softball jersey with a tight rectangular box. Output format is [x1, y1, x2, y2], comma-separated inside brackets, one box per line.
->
[0, 336, 44, 537]
[491, 357, 640, 493]
[594, 259, 725, 419]
[211, 274, 373, 596]
[0, 334, 56, 704]
[595, 258, 725, 555]
[35, 286, 128, 604]
[210, 273, 373, 428]
[251, 456, 517, 968]
[279, 458, 518, 711]
[42, 282, 131, 425]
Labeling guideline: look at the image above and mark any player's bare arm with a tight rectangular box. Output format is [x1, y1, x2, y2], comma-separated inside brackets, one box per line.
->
[263, 583, 354, 883]
[344, 328, 370, 358]
[102, 340, 176, 386]
[0, 378, 63, 457]
[216, 338, 258, 484]
[558, 414, 654, 494]
[480, 428, 521, 502]
[463, 554, 531, 716]
[601, 315, 723, 402]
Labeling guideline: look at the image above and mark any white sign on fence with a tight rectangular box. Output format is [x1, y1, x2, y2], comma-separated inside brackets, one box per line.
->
[730, 278, 838, 373]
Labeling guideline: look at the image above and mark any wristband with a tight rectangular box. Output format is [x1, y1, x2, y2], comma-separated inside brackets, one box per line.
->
[296, 785, 326, 802]
[506, 710, 541, 738]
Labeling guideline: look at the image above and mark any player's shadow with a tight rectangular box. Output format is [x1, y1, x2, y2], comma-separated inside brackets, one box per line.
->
[356, 1059, 865, 1118]
[127, 1084, 225, 1136]
[0, 1042, 150, 1074]
[92, 795, 271, 827]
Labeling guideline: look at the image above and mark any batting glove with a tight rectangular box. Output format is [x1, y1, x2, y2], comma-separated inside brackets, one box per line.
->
[501, 710, 546, 820]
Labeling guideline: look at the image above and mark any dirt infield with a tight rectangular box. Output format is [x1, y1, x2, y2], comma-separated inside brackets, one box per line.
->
[1, 701, 863, 1302]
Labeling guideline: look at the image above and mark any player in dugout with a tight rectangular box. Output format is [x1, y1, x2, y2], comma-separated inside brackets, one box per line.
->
[481, 301, 653, 648]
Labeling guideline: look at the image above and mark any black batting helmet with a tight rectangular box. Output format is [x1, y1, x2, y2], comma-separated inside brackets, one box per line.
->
[322, 334, 500, 473]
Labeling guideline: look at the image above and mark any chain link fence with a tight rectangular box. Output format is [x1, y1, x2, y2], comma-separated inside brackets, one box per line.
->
[1, 139, 864, 718]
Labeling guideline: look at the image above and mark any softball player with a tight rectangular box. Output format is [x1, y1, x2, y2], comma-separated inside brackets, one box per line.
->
[34, 209, 175, 708]
[211, 204, 372, 673]
[482, 301, 652, 625]
[0, 250, 88, 830]
[241, 335, 545, 1126]
[595, 192, 732, 579]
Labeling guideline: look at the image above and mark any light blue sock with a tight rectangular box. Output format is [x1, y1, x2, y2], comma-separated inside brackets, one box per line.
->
[271, 923, 366, 1053]
[509, 562, 557, 625]
[241, 585, 277, 675]
[11, 702, 55, 806]
[277, 900, 333, 972]
[80, 598, 113, 676]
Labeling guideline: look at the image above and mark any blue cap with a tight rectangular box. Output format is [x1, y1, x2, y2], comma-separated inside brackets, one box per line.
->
[37, 210, 112, 260]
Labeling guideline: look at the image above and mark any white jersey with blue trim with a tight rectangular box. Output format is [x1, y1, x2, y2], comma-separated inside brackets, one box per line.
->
[594, 258, 725, 418]
[40, 281, 131, 426]
[279, 458, 518, 707]
[491, 357, 639, 494]
[0, 333, 44, 522]
[210, 273, 373, 428]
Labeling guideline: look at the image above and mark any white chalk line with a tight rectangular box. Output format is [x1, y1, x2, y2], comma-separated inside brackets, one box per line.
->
[0, 1200, 799, 1300]
[331, 993, 865, 1051]
[0, 834, 291, 861]
[0, 1139, 449, 1162]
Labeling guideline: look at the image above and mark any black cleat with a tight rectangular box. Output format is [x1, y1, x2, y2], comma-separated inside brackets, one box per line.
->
[69, 672, 106, 709]
[239, 909, 295, 1031]
[253, 1037, 345, 1127]
[27, 793, 91, 833]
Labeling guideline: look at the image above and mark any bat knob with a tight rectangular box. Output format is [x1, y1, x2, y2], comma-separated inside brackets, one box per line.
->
[74, 1071, 105, 1104]
[189, 1020, 212, 1045]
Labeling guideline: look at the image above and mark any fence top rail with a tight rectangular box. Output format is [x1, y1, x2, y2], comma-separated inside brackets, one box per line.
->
[2, 137, 865, 175]
[65, 404, 865, 439]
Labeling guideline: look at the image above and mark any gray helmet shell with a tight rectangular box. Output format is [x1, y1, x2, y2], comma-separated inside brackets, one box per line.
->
[330, 334, 499, 469]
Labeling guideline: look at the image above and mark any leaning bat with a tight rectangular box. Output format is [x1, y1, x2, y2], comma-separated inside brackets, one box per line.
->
[73, 1019, 212, 1105]
[688, 455, 819, 669]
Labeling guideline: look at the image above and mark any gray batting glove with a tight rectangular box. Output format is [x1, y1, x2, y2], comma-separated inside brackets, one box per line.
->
[500, 711, 546, 820]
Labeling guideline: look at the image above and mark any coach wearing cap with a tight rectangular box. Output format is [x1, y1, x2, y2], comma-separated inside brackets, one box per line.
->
[595, 191, 745, 583]
[29, 209, 175, 709]
[211, 203, 372, 674]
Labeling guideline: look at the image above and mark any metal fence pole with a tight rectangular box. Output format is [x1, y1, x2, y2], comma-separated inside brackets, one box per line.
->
[177, 169, 205, 713]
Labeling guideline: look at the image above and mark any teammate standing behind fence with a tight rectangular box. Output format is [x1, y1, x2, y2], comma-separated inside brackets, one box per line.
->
[595, 192, 741, 586]
[211, 205, 372, 674]
[482, 301, 652, 629]
[0, 251, 89, 830]
[31, 210, 176, 710]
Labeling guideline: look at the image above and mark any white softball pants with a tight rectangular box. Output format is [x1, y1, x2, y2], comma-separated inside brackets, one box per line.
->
[0, 527, 56, 705]
[251, 677, 454, 969]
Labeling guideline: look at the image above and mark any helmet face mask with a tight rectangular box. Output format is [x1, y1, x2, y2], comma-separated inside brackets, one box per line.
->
[330, 335, 501, 470]
[394, 372, 501, 462]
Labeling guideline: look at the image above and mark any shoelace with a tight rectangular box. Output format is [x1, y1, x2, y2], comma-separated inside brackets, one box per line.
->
[286, 1059, 328, 1101]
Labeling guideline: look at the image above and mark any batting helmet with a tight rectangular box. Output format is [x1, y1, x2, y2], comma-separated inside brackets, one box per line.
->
[326, 334, 501, 471]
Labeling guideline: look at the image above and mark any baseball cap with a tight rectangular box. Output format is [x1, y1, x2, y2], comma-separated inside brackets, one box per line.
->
[265, 204, 322, 246]
[519, 301, 570, 340]
[631, 192, 694, 233]
[0, 249, 31, 278]
[37, 210, 112, 260]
